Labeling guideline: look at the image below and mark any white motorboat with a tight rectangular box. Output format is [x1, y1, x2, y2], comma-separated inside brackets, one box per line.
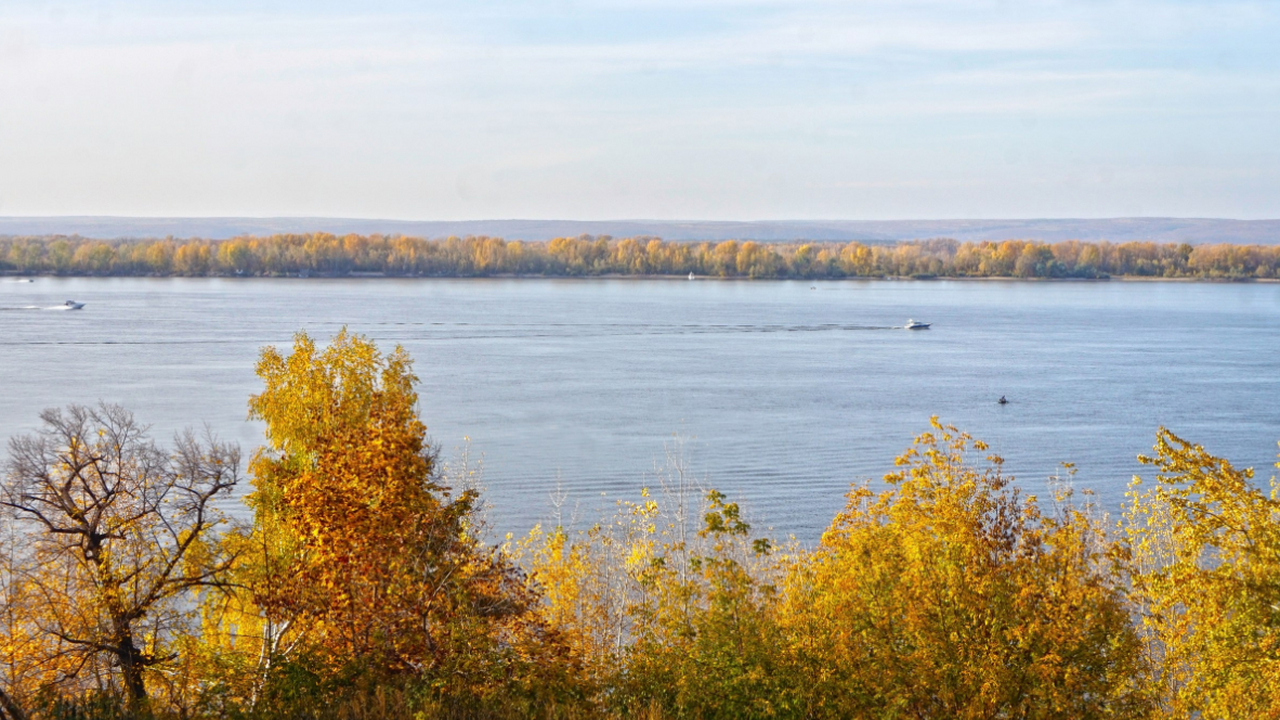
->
[905, 319, 930, 330]
[64, 300, 85, 310]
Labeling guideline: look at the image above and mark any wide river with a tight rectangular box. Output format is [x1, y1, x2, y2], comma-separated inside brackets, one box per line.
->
[2, 277, 1278, 541]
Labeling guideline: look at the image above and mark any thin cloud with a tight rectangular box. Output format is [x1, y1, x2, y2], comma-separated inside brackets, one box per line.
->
[0, 0, 1276, 217]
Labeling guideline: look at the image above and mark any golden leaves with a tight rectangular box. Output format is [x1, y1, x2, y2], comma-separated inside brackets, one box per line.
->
[0, 404, 240, 707]
[5, 331, 1280, 718]
[219, 330, 549, 705]
[10, 233, 1280, 280]
[1121, 428, 1280, 719]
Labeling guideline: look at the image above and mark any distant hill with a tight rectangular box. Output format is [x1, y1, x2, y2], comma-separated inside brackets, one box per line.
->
[1, 217, 1277, 245]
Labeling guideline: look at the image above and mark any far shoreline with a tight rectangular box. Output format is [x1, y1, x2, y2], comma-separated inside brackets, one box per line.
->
[5, 272, 1279, 284]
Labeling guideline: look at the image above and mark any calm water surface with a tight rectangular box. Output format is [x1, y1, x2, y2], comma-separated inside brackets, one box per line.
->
[2, 277, 1278, 541]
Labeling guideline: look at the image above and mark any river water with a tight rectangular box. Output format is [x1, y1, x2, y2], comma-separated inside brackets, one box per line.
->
[2, 277, 1278, 541]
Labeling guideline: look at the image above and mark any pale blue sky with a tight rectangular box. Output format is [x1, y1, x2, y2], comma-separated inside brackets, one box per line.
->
[1, 0, 1277, 219]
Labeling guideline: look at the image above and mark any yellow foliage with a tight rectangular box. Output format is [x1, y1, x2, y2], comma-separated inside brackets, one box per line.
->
[516, 449, 793, 717]
[0, 404, 239, 708]
[1122, 429, 1280, 719]
[5, 334, 1280, 720]
[9, 233, 1279, 279]
[778, 419, 1151, 719]
[193, 329, 577, 712]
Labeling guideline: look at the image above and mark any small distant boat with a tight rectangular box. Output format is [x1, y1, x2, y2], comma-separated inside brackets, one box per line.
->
[905, 319, 930, 330]
[688, 272, 696, 280]
[64, 300, 85, 310]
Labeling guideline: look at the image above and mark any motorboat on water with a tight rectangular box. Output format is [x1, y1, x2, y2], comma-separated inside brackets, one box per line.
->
[905, 319, 930, 330]
[64, 300, 85, 310]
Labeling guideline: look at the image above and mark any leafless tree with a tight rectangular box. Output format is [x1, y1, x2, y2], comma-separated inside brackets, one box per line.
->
[0, 404, 239, 706]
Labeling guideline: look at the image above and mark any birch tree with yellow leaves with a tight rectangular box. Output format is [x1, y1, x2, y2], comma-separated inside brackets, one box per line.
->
[519, 440, 792, 718]
[1122, 429, 1280, 719]
[779, 419, 1152, 719]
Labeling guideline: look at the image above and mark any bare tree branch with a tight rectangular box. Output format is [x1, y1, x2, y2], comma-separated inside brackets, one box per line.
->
[1, 403, 241, 705]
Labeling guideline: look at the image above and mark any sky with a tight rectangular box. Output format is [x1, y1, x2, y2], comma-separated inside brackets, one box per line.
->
[0, 0, 1278, 220]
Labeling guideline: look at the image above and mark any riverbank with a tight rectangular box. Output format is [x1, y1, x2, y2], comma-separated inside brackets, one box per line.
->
[10, 267, 1280, 281]
[4, 234, 1279, 281]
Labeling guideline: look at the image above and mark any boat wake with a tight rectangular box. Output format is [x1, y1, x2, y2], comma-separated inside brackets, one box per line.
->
[0, 303, 86, 311]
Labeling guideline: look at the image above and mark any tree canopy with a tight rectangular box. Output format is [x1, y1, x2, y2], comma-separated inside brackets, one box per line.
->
[3, 233, 1279, 280]
[0, 405, 238, 708]
[1, 335, 1278, 719]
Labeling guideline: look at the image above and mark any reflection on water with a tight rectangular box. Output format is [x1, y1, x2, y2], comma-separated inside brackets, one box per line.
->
[2, 277, 1278, 541]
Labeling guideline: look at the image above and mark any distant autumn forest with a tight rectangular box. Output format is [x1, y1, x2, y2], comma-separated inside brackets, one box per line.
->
[2, 234, 1280, 279]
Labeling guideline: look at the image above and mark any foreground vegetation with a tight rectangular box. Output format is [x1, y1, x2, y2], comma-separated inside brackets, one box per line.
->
[3, 233, 1280, 280]
[2, 331, 1278, 719]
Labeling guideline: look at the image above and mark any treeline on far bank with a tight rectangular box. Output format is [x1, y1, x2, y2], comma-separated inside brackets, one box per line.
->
[3, 233, 1280, 280]
[2, 329, 1279, 720]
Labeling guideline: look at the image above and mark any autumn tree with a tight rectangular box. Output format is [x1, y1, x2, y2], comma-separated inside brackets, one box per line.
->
[519, 437, 791, 718]
[0, 512, 32, 720]
[0, 404, 239, 708]
[5, 233, 1280, 279]
[779, 419, 1151, 719]
[1122, 429, 1280, 719]
[617, 489, 791, 717]
[206, 329, 567, 712]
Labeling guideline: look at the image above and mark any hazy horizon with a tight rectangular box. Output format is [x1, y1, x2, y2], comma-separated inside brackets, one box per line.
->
[4, 215, 1279, 245]
[5, 213, 1279, 222]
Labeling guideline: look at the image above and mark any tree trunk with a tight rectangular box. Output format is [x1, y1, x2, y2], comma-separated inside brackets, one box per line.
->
[117, 634, 149, 706]
[0, 688, 28, 720]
